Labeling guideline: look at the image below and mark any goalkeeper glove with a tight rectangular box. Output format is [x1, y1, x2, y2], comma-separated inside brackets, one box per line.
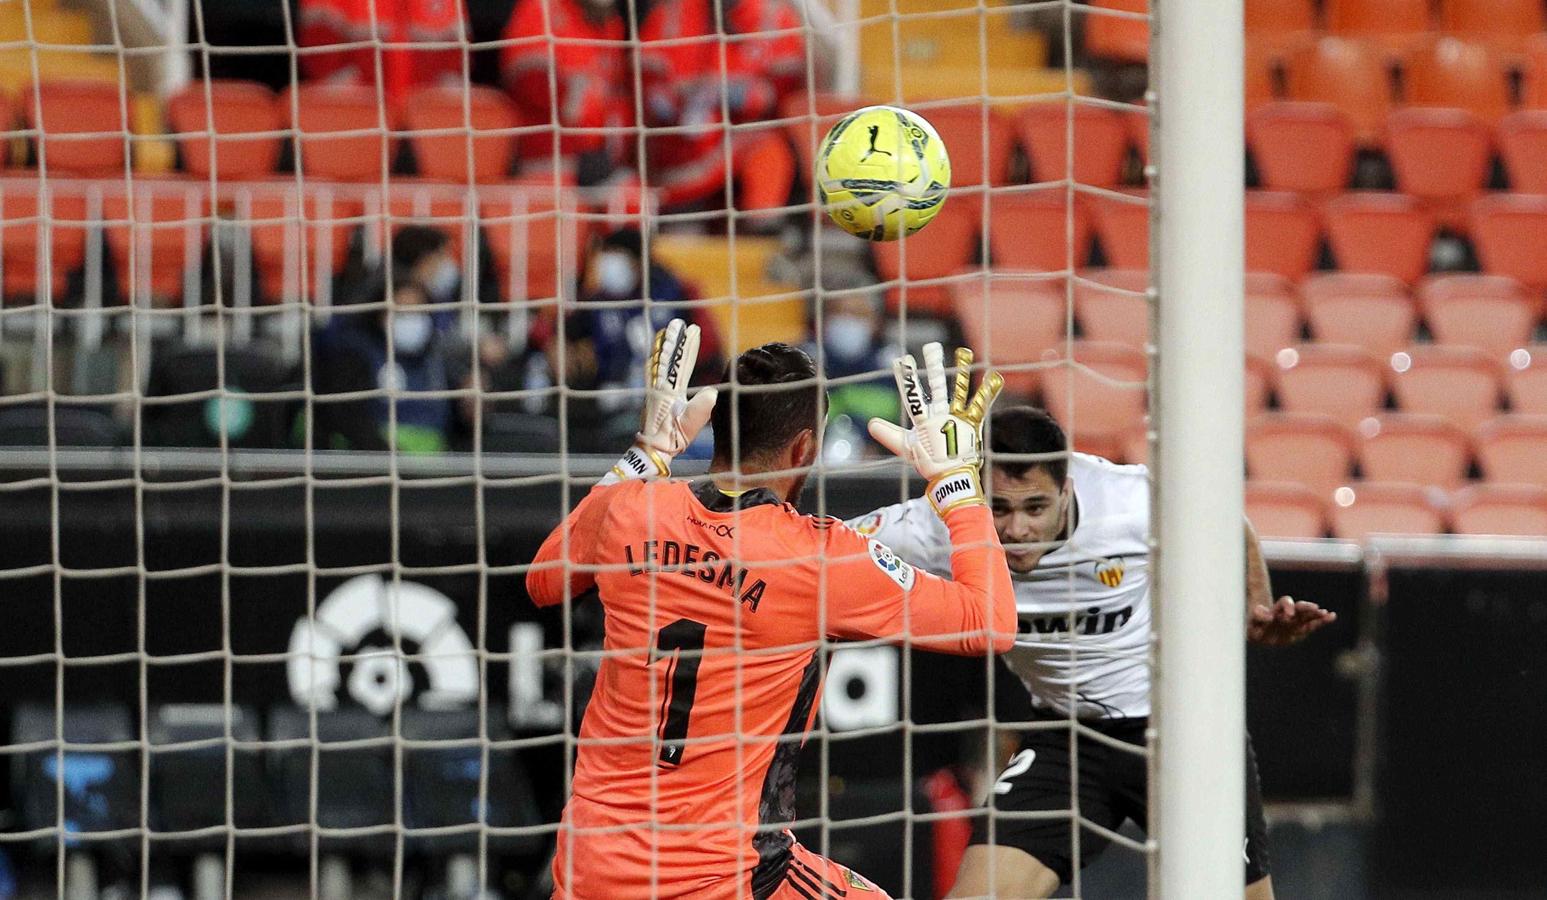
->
[868, 343, 1004, 516]
[606, 318, 719, 483]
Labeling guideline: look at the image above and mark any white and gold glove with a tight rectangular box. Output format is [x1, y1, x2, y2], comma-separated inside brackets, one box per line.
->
[868, 343, 1004, 515]
[606, 318, 719, 483]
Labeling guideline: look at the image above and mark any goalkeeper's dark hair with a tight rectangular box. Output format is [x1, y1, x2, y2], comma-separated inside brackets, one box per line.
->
[988, 406, 1069, 485]
[711, 343, 824, 467]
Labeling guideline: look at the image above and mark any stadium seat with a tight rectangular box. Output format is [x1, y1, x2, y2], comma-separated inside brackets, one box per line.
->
[1358, 413, 1474, 489]
[1074, 268, 1147, 348]
[400, 709, 543, 855]
[102, 188, 211, 306]
[1439, 0, 1546, 59]
[1470, 194, 1547, 290]
[782, 92, 874, 194]
[914, 103, 1016, 189]
[1301, 271, 1409, 301]
[1244, 41, 1282, 116]
[1247, 102, 1357, 195]
[1246, 352, 1274, 416]
[482, 178, 586, 304]
[1245, 288, 1303, 358]
[1017, 103, 1129, 188]
[166, 79, 282, 180]
[402, 84, 521, 183]
[241, 189, 358, 304]
[1037, 341, 1147, 460]
[0, 183, 87, 302]
[1273, 343, 1388, 427]
[1091, 191, 1148, 269]
[952, 275, 1068, 395]
[1329, 481, 1447, 540]
[1323, 192, 1436, 284]
[1497, 111, 1547, 193]
[1388, 344, 1502, 429]
[1246, 413, 1357, 494]
[873, 196, 980, 316]
[1505, 345, 1547, 414]
[286, 83, 398, 182]
[25, 79, 128, 175]
[987, 189, 1093, 273]
[1417, 274, 1539, 357]
[143, 342, 299, 449]
[1402, 38, 1511, 125]
[268, 706, 395, 856]
[1382, 107, 1492, 225]
[1286, 37, 1396, 144]
[149, 705, 269, 840]
[1525, 34, 1547, 108]
[1124, 106, 1151, 165]
[1246, 0, 1318, 58]
[11, 705, 140, 841]
[1302, 283, 1418, 357]
[1244, 191, 1322, 280]
[1084, 0, 1149, 65]
[1450, 482, 1547, 534]
[1474, 414, 1547, 485]
[1245, 480, 1328, 539]
[1325, 0, 1434, 54]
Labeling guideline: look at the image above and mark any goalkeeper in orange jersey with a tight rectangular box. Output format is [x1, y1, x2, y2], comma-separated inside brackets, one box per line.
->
[527, 319, 1017, 899]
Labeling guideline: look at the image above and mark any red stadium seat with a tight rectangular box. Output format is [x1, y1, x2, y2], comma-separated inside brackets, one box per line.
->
[240, 190, 357, 304]
[988, 189, 1093, 273]
[1471, 194, 1547, 290]
[1302, 283, 1418, 356]
[1440, 0, 1546, 59]
[167, 80, 283, 180]
[1324, 192, 1436, 284]
[1286, 37, 1396, 144]
[1091, 191, 1149, 270]
[1247, 413, 1357, 494]
[1300, 271, 1409, 302]
[1326, 0, 1434, 54]
[1417, 274, 1539, 357]
[1244, 191, 1322, 280]
[26, 80, 128, 175]
[1017, 103, 1129, 188]
[782, 93, 874, 193]
[1505, 345, 1547, 414]
[286, 83, 398, 182]
[1329, 481, 1448, 539]
[0, 184, 87, 302]
[102, 188, 211, 306]
[1497, 111, 1547, 193]
[1124, 107, 1151, 165]
[1245, 352, 1274, 416]
[1382, 107, 1492, 226]
[1085, 0, 1149, 65]
[1273, 343, 1388, 427]
[1074, 269, 1148, 348]
[1247, 0, 1319, 58]
[1475, 415, 1547, 485]
[1246, 102, 1356, 194]
[402, 85, 521, 183]
[1038, 341, 1147, 460]
[1245, 42, 1280, 116]
[1358, 413, 1474, 489]
[915, 103, 1016, 189]
[1526, 34, 1547, 108]
[873, 196, 981, 316]
[481, 178, 586, 304]
[1245, 290, 1302, 358]
[1246, 480, 1329, 539]
[952, 275, 1068, 396]
[1451, 483, 1547, 535]
[1402, 38, 1512, 125]
[1388, 344, 1502, 429]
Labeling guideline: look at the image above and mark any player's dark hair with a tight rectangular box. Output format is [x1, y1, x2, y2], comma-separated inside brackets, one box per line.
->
[711, 343, 824, 467]
[988, 406, 1069, 485]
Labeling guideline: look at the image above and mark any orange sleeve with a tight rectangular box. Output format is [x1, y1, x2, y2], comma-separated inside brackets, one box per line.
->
[526, 482, 618, 607]
[821, 504, 1016, 656]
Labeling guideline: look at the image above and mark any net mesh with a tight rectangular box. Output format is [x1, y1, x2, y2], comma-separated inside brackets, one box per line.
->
[0, 0, 1153, 896]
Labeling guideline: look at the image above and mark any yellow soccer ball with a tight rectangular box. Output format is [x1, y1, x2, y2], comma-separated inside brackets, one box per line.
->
[816, 105, 952, 242]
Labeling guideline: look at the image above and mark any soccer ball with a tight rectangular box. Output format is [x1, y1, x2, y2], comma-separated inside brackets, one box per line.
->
[816, 105, 952, 242]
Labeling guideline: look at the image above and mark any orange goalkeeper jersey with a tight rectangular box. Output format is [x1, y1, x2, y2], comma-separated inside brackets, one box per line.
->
[527, 479, 1014, 899]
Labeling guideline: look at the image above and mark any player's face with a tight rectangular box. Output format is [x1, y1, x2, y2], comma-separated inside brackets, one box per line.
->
[989, 466, 1069, 573]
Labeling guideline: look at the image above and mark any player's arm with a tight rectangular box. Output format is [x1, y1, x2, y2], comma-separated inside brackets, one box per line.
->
[1244, 516, 1337, 646]
[527, 484, 614, 606]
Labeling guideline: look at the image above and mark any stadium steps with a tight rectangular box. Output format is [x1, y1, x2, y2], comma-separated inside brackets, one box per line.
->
[651, 235, 805, 351]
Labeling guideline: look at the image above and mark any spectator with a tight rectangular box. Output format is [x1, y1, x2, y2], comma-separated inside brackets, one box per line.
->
[391, 224, 463, 324]
[297, 0, 467, 108]
[803, 268, 899, 460]
[501, 0, 631, 183]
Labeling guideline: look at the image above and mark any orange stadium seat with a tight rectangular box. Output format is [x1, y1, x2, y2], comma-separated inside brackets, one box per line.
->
[1246, 480, 1328, 539]
[1301, 271, 1409, 301]
[1438, 0, 1545, 59]
[1124, 107, 1151, 165]
[1382, 107, 1492, 225]
[1325, 0, 1433, 54]
[1245, 290, 1302, 358]
[1247, 0, 1319, 58]
[1388, 344, 1502, 429]
[402, 85, 521, 183]
[1247, 413, 1357, 494]
[166, 80, 283, 180]
[1302, 281, 1417, 356]
[1474, 415, 1547, 485]
[1091, 191, 1149, 269]
[952, 276, 1068, 396]
[1038, 341, 1147, 459]
[1497, 111, 1547, 193]
[1247, 102, 1357, 195]
[1286, 37, 1396, 144]
[872, 196, 980, 316]
[26, 80, 128, 175]
[102, 189, 211, 306]
[1274, 343, 1388, 427]
[1418, 274, 1539, 357]
[1085, 0, 1150, 65]
[287, 83, 398, 182]
[1246, 352, 1274, 416]
[1471, 194, 1547, 290]
[1330, 481, 1447, 539]
[988, 189, 1094, 273]
[1017, 103, 1129, 189]
[1358, 413, 1474, 489]
[0, 184, 87, 301]
[1451, 483, 1547, 535]
[1244, 191, 1322, 280]
[782, 92, 872, 194]
[1075, 269, 1148, 348]
[482, 178, 585, 304]
[915, 104, 1016, 189]
[1526, 34, 1547, 108]
[1505, 345, 1547, 414]
[1402, 38, 1512, 125]
[1324, 192, 1436, 284]
[241, 190, 357, 304]
[1245, 42, 1281, 116]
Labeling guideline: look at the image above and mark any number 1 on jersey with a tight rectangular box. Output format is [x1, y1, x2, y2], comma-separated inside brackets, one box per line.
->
[652, 618, 708, 766]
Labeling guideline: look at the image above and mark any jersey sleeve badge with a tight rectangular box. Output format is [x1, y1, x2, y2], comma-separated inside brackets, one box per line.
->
[867, 539, 916, 590]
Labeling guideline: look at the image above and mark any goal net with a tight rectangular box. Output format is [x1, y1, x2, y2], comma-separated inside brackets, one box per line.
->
[0, 0, 1204, 897]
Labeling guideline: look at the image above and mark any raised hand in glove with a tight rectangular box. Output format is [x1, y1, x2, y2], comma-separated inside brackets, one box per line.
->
[606, 318, 719, 483]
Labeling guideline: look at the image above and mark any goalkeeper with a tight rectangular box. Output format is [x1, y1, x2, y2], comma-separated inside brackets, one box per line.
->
[527, 320, 1017, 899]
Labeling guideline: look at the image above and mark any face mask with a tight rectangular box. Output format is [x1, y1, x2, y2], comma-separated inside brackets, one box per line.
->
[823, 314, 873, 362]
[427, 258, 459, 300]
[596, 252, 638, 298]
[391, 312, 434, 356]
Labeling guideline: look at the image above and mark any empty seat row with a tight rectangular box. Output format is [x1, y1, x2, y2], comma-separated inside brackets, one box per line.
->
[1248, 480, 1547, 540]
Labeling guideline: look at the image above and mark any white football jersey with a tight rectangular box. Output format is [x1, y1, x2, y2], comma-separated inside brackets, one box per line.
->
[849, 453, 1153, 719]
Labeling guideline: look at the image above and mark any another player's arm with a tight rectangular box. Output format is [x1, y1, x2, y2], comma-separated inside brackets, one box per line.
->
[844, 498, 952, 576]
[1244, 516, 1338, 646]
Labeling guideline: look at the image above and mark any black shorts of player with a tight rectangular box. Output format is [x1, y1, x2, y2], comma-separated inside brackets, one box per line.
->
[969, 712, 1271, 887]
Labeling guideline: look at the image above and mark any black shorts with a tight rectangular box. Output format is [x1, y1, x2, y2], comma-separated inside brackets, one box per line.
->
[969, 714, 1271, 887]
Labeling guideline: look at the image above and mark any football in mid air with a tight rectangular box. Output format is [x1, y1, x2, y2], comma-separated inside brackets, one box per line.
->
[816, 105, 951, 242]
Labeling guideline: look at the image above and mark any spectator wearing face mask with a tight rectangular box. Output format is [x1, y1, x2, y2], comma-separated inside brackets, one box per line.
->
[391, 225, 463, 329]
[804, 276, 899, 459]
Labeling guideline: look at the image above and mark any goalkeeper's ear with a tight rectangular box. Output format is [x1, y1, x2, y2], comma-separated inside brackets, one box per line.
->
[868, 418, 909, 458]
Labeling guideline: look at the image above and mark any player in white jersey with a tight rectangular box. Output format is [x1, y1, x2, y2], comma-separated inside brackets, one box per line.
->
[849, 406, 1335, 899]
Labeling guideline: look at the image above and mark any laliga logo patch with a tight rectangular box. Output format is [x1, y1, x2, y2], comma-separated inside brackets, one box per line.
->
[1096, 557, 1125, 588]
[867, 539, 916, 590]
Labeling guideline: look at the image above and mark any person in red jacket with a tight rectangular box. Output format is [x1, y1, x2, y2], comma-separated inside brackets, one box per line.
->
[500, 0, 632, 180]
[297, 0, 466, 108]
